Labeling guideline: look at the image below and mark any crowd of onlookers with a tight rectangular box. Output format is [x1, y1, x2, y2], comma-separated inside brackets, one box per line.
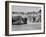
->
[12, 10, 41, 25]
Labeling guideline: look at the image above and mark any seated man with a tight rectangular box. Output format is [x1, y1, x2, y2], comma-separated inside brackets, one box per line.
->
[22, 18, 27, 24]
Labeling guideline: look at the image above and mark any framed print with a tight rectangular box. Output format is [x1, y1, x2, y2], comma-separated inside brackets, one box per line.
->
[5, 1, 45, 36]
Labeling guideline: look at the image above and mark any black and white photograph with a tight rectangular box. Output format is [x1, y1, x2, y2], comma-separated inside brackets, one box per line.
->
[5, 1, 45, 36]
[12, 6, 41, 31]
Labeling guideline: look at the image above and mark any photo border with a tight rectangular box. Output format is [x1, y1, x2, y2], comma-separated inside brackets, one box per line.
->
[5, 1, 45, 36]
